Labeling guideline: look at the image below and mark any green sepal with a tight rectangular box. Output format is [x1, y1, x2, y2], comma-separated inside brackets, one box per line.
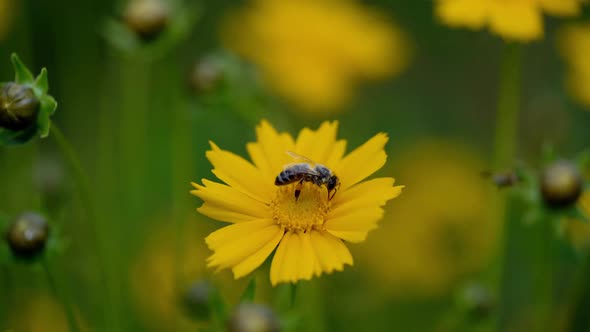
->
[11, 53, 35, 84]
[0, 125, 38, 145]
[239, 277, 257, 303]
[38, 96, 58, 137]
[34, 68, 49, 95]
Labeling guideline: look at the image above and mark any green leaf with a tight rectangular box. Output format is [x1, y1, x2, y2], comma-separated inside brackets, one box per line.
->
[11, 53, 35, 84]
[239, 277, 257, 303]
[35, 68, 49, 94]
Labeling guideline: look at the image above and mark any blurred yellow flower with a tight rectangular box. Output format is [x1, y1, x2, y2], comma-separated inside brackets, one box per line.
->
[191, 120, 402, 285]
[7, 292, 88, 332]
[436, 0, 582, 41]
[221, 0, 409, 112]
[558, 24, 590, 108]
[356, 141, 498, 296]
[562, 191, 590, 251]
[0, 0, 14, 40]
[129, 217, 210, 330]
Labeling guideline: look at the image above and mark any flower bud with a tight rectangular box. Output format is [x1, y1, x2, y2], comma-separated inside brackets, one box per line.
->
[124, 0, 169, 41]
[228, 303, 281, 332]
[190, 58, 223, 94]
[460, 283, 494, 320]
[5, 212, 49, 259]
[182, 280, 212, 321]
[540, 160, 583, 208]
[0, 82, 40, 131]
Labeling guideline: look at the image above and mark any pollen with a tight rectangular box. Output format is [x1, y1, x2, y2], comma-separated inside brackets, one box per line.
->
[270, 182, 330, 233]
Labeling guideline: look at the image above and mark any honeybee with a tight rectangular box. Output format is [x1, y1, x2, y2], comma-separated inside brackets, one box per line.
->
[275, 151, 340, 201]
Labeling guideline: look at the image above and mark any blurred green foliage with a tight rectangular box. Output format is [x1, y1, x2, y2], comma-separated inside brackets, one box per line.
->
[1, 0, 590, 331]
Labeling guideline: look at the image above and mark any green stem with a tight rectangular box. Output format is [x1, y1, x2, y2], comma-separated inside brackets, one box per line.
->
[42, 257, 81, 332]
[490, 42, 523, 332]
[565, 251, 590, 331]
[533, 216, 554, 332]
[50, 124, 113, 329]
[493, 43, 522, 170]
[161, 58, 193, 329]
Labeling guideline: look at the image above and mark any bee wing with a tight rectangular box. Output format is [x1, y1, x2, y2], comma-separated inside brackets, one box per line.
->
[281, 162, 320, 175]
[286, 151, 317, 166]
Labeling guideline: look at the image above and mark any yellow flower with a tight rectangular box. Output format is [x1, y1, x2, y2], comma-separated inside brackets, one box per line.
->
[355, 141, 498, 296]
[8, 292, 89, 332]
[558, 24, 590, 108]
[191, 120, 402, 285]
[0, 0, 14, 40]
[221, 0, 409, 112]
[561, 191, 590, 250]
[436, 0, 581, 41]
[129, 217, 241, 329]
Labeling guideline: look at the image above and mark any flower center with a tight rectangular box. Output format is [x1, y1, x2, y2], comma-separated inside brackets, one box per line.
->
[270, 182, 331, 232]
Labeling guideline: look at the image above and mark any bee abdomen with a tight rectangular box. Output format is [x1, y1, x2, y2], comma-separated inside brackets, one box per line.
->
[275, 170, 301, 185]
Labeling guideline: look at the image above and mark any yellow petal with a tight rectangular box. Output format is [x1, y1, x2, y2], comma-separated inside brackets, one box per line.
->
[294, 121, 341, 165]
[324, 140, 347, 168]
[247, 120, 296, 179]
[206, 222, 281, 269]
[301, 232, 322, 277]
[324, 207, 384, 243]
[539, 0, 580, 17]
[232, 227, 284, 279]
[191, 180, 270, 223]
[206, 141, 274, 203]
[436, 0, 490, 30]
[336, 133, 388, 190]
[294, 232, 315, 281]
[270, 231, 292, 285]
[330, 178, 402, 218]
[205, 218, 275, 249]
[197, 204, 261, 223]
[309, 230, 353, 274]
[270, 232, 297, 286]
[488, 2, 543, 41]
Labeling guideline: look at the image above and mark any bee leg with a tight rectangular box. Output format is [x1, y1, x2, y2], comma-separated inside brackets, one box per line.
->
[328, 183, 340, 200]
[294, 179, 304, 201]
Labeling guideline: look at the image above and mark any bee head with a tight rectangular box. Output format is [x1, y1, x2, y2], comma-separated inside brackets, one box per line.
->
[326, 175, 340, 200]
[326, 175, 339, 191]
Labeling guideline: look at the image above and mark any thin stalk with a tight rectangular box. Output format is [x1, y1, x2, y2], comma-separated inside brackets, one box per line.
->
[50, 124, 113, 329]
[489, 42, 523, 331]
[42, 257, 81, 332]
[493, 43, 522, 170]
[95, 57, 122, 331]
[532, 216, 553, 332]
[566, 250, 590, 332]
[166, 59, 193, 329]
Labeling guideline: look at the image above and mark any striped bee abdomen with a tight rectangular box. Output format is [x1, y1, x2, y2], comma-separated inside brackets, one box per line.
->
[274, 163, 313, 186]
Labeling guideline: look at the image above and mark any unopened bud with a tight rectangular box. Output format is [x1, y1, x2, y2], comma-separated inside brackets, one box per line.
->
[6, 212, 49, 259]
[541, 160, 583, 208]
[190, 58, 223, 94]
[228, 303, 281, 332]
[0, 82, 39, 131]
[124, 0, 169, 41]
[461, 283, 494, 320]
[183, 280, 212, 321]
